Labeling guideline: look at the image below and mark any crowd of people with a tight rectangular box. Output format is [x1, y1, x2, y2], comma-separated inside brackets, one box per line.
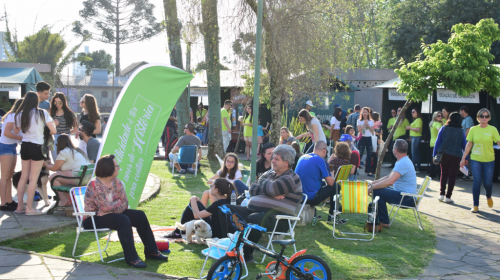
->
[0, 82, 104, 214]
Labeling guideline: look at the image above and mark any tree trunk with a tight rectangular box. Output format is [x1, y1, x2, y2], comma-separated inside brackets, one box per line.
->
[265, 32, 282, 145]
[375, 99, 413, 179]
[233, 123, 244, 153]
[163, 0, 189, 137]
[115, 0, 120, 76]
[202, 0, 224, 160]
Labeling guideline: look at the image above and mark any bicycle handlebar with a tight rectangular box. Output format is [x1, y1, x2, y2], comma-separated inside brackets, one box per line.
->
[219, 205, 231, 214]
[219, 205, 267, 232]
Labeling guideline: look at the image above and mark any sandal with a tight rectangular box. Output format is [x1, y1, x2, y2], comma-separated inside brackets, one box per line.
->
[126, 259, 147, 268]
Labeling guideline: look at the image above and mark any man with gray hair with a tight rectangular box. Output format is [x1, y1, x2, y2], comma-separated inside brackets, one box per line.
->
[219, 144, 302, 264]
[368, 139, 417, 227]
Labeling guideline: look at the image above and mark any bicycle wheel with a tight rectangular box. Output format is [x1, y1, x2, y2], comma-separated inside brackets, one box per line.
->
[207, 255, 242, 280]
[286, 254, 331, 280]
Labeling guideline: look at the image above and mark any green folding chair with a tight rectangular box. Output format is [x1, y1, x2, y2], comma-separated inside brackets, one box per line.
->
[321, 164, 353, 209]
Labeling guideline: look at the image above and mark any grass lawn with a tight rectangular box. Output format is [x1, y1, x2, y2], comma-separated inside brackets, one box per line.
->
[1, 159, 436, 279]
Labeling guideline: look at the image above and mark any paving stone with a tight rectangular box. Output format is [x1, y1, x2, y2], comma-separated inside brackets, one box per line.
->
[485, 272, 500, 277]
[421, 266, 458, 277]
[53, 276, 117, 280]
[461, 256, 496, 266]
[0, 255, 42, 267]
[454, 265, 493, 274]
[441, 274, 491, 280]
[430, 258, 464, 268]
[0, 264, 52, 279]
[433, 251, 465, 261]
[0, 213, 17, 222]
[43, 258, 112, 277]
[0, 228, 24, 239]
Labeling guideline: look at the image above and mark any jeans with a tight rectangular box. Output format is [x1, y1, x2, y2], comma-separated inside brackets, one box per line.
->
[373, 187, 415, 224]
[358, 137, 372, 173]
[233, 180, 250, 195]
[222, 131, 230, 153]
[348, 174, 357, 181]
[471, 160, 495, 206]
[440, 153, 460, 198]
[411, 136, 422, 170]
[306, 183, 338, 215]
[82, 209, 158, 262]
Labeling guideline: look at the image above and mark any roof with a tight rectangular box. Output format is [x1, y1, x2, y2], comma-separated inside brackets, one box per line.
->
[373, 77, 400, 89]
[0, 62, 51, 73]
[60, 75, 129, 87]
[190, 70, 249, 88]
[329, 74, 360, 91]
[0, 67, 44, 84]
[120, 61, 148, 77]
[334, 69, 398, 81]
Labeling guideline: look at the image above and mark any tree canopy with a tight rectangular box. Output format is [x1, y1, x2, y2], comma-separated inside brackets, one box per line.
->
[75, 50, 115, 75]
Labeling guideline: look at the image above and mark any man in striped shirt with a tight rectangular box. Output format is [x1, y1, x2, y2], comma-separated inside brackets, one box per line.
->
[218, 145, 302, 263]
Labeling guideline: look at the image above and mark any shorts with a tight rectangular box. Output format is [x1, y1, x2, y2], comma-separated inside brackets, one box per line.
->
[168, 153, 178, 162]
[0, 143, 18, 156]
[244, 136, 252, 142]
[20, 142, 45, 161]
[257, 136, 263, 144]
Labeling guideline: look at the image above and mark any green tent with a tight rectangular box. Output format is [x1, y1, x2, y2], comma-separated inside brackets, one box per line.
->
[0, 67, 44, 95]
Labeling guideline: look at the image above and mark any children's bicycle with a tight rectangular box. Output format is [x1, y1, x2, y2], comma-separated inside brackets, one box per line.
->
[207, 205, 331, 280]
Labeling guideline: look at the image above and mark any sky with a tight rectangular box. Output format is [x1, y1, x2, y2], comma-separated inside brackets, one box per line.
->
[3, 0, 252, 74]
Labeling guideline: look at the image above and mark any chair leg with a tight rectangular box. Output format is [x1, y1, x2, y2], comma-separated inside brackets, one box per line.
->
[388, 205, 401, 227]
[102, 231, 112, 252]
[72, 230, 81, 258]
[413, 208, 424, 231]
[94, 229, 105, 262]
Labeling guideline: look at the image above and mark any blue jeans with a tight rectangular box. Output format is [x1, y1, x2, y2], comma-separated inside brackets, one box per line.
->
[358, 137, 372, 173]
[373, 187, 415, 224]
[233, 180, 250, 195]
[411, 136, 422, 170]
[348, 174, 357, 181]
[471, 160, 495, 207]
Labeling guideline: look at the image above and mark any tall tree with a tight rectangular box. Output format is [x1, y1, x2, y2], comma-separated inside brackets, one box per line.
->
[72, 0, 162, 76]
[194, 60, 229, 72]
[162, 0, 190, 138]
[75, 50, 115, 75]
[202, 0, 224, 159]
[375, 18, 500, 178]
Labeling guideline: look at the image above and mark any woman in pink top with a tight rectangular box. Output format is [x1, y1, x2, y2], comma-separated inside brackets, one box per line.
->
[83, 154, 167, 268]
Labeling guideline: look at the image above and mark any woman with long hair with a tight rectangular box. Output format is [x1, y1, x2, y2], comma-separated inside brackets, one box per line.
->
[442, 107, 451, 125]
[241, 105, 253, 161]
[327, 141, 355, 177]
[14, 92, 57, 215]
[296, 109, 326, 154]
[357, 107, 375, 176]
[330, 107, 342, 143]
[461, 109, 500, 213]
[204, 153, 243, 204]
[255, 143, 275, 179]
[44, 134, 90, 208]
[50, 93, 77, 161]
[84, 154, 167, 268]
[429, 111, 443, 179]
[165, 178, 237, 240]
[406, 107, 423, 171]
[434, 113, 465, 203]
[279, 127, 293, 145]
[0, 99, 23, 211]
[77, 94, 101, 155]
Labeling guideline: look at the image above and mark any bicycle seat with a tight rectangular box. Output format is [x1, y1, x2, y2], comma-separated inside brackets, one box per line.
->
[271, 239, 295, 246]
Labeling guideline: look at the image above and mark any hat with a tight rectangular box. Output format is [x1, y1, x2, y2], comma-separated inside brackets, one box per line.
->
[286, 136, 296, 143]
[305, 100, 314, 107]
[333, 104, 341, 108]
[339, 134, 353, 142]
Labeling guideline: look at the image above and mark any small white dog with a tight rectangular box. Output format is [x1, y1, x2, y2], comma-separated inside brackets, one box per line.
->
[175, 220, 212, 243]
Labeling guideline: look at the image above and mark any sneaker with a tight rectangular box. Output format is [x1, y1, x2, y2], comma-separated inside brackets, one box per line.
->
[366, 173, 374, 177]
[438, 196, 444, 201]
[244, 254, 255, 264]
[315, 215, 322, 221]
[487, 198, 494, 208]
[179, 169, 187, 174]
[327, 215, 345, 224]
[462, 175, 472, 181]
[471, 206, 478, 213]
[164, 229, 182, 239]
[187, 167, 195, 175]
[445, 198, 454, 203]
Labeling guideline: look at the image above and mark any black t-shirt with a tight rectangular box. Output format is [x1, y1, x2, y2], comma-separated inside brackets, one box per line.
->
[80, 112, 101, 138]
[340, 117, 348, 133]
[256, 158, 271, 179]
[206, 198, 230, 238]
[167, 108, 177, 128]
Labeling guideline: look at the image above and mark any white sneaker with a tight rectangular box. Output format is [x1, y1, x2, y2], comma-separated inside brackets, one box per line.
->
[445, 198, 454, 203]
[438, 196, 444, 201]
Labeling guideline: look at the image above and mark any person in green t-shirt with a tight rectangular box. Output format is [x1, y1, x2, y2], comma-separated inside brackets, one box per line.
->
[461, 108, 500, 213]
[241, 105, 253, 161]
[406, 107, 423, 171]
[429, 111, 443, 178]
[388, 107, 409, 167]
[441, 107, 451, 126]
[221, 100, 232, 153]
[387, 108, 397, 132]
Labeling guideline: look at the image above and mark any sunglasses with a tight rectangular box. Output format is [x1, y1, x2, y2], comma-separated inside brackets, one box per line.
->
[437, 115, 442, 117]
[412, 111, 416, 113]
[479, 114, 490, 119]
[80, 100, 85, 104]
[54, 101, 63, 105]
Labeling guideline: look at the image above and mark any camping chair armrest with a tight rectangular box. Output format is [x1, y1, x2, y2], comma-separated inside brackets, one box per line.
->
[50, 175, 80, 187]
[400, 192, 423, 198]
[373, 196, 380, 204]
[275, 215, 300, 221]
[73, 212, 96, 216]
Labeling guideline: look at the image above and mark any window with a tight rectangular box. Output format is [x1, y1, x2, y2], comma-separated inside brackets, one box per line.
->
[101, 91, 108, 98]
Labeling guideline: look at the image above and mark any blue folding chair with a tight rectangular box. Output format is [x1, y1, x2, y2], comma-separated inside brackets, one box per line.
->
[172, 145, 199, 177]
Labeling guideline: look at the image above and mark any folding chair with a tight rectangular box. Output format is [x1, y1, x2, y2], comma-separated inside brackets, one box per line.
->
[388, 176, 431, 230]
[172, 145, 199, 177]
[261, 193, 308, 263]
[321, 164, 353, 209]
[200, 228, 252, 279]
[70, 186, 124, 263]
[49, 164, 95, 214]
[240, 169, 251, 185]
[333, 180, 379, 241]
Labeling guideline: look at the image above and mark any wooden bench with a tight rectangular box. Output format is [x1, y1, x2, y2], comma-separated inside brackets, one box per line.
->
[48, 164, 95, 214]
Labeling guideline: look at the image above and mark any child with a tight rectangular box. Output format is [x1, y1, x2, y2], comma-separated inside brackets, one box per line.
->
[195, 117, 205, 141]
[257, 119, 269, 156]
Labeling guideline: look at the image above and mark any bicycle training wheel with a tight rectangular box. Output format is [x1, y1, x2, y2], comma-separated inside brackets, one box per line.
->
[207, 255, 242, 280]
[286, 254, 332, 280]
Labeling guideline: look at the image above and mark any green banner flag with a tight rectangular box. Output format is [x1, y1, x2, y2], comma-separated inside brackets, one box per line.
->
[97, 64, 193, 208]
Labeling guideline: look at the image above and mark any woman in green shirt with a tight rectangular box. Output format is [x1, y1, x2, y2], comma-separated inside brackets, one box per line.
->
[441, 107, 450, 126]
[406, 107, 423, 171]
[460, 108, 500, 213]
[241, 105, 253, 161]
[429, 111, 443, 178]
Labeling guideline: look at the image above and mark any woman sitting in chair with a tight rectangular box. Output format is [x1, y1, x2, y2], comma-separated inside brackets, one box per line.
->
[44, 134, 90, 208]
[327, 142, 355, 177]
[83, 154, 168, 268]
[203, 153, 242, 205]
[164, 178, 236, 240]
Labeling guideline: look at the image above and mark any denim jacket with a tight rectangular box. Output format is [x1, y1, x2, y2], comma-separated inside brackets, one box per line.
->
[433, 125, 467, 159]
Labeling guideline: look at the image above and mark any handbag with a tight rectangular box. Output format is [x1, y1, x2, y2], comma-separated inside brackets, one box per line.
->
[433, 128, 460, 165]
